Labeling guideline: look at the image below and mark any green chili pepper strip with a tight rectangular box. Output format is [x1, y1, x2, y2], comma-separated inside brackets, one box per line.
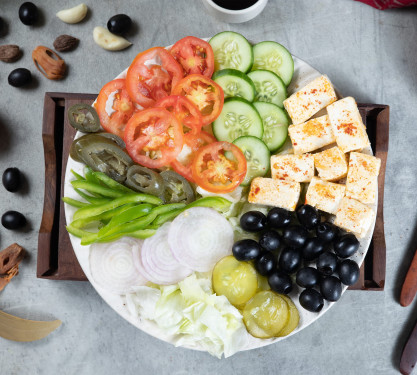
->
[66, 225, 93, 238]
[84, 166, 102, 185]
[71, 180, 126, 199]
[73, 188, 111, 205]
[93, 171, 135, 194]
[97, 229, 156, 243]
[62, 197, 88, 208]
[71, 169, 85, 181]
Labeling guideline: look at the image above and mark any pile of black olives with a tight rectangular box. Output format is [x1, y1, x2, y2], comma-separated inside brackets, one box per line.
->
[232, 204, 361, 313]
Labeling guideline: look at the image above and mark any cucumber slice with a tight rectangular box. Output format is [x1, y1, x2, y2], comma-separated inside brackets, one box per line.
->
[233, 136, 270, 186]
[253, 102, 289, 152]
[212, 97, 263, 143]
[212, 69, 256, 102]
[209, 31, 254, 73]
[248, 70, 287, 108]
[252, 41, 294, 86]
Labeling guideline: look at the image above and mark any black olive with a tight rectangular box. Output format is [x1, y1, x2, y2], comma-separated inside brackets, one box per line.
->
[19, 2, 38, 25]
[299, 289, 324, 312]
[320, 276, 342, 302]
[255, 252, 276, 276]
[316, 251, 338, 276]
[107, 14, 132, 36]
[278, 247, 302, 274]
[267, 207, 292, 229]
[8, 68, 32, 87]
[337, 259, 360, 286]
[302, 237, 326, 261]
[0, 17, 5, 35]
[259, 230, 281, 252]
[296, 204, 320, 229]
[296, 267, 320, 288]
[268, 270, 293, 294]
[334, 234, 360, 258]
[316, 222, 338, 242]
[2, 168, 21, 192]
[240, 211, 266, 232]
[232, 239, 262, 261]
[282, 225, 309, 248]
[2, 210, 26, 229]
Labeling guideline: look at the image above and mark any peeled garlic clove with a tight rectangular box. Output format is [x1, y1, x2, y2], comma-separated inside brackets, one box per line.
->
[56, 3, 88, 24]
[93, 27, 132, 51]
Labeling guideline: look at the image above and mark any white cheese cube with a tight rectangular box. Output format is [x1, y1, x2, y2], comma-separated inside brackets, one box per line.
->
[314, 147, 348, 181]
[283, 75, 337, 125]
[345, 152, 381, 204]
[271, 154, 314, 183]
[248, 177, 301, 211]
[305, 177, 345, 214]
[288, 115, 336, 155]
[334, 197, 375, 238]
[327, 97, 370, 153]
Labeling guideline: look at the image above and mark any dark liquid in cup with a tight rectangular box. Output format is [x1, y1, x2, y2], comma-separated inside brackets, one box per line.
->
[212, 0, 259, 10]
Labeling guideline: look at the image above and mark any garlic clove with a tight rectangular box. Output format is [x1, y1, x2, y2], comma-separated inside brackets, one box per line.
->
[56, 3, 88, 24]
[93, 27, 132, 51]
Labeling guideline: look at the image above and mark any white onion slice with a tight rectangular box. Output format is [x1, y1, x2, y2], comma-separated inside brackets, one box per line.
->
[89, 237, 148, 295]
[168, 207, 234, 272]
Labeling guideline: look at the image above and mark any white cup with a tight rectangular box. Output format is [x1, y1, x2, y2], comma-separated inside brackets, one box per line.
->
[202, 0, 268, 23]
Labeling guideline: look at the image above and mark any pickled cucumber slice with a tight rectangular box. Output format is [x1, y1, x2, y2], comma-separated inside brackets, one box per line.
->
[277, 295, 300, 337]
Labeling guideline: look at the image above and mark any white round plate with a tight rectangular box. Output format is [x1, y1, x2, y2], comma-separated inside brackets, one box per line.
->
[64, 42, 376, 354]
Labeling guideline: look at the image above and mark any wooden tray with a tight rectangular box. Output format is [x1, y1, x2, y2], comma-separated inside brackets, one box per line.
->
[37, 93, 389, 290]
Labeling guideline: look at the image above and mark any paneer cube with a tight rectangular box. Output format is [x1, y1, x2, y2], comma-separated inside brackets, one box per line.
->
[248, 177, 301, 211]
[288, 115, 336, 155]
[305, 177, 345, 214]
[283, 75, 337, 125]
[271, 154, 314, 183]
[327, 97, 370, 153]
[314, 146, 348, 181]
[345, 152, 381, 204]
[334, 196, 375, 238]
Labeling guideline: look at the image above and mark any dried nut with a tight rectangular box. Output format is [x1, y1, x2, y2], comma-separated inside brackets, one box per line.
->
[0, 45, 21, 63]
[32, 46, 66, 80]
[56, 3, 88, 24]
[53, 34, 79, 52]
[93, 26, 132, 51]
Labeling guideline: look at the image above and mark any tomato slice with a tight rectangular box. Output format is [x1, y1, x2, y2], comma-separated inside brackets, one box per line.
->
[124, 108, 184, 169]
[95, 79, 135, 138]
[155, 95, 203, 135]
[170, 36, 214, 77]
[172, 74, 224, 126]
[126, 47, 184, 108]
[171, 131, 216, 182]
[191, 141, 247, 193]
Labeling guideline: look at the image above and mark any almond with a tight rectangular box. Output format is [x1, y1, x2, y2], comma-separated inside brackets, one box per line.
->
[32, 46, 66, 80]
[53, 34, 79, 52]
[0, 45, 21, 63]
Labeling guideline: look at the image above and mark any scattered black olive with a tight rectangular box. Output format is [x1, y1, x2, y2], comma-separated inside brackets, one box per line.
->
[240, 211, 266, 232]
[282, 225, 309, 248]
[296, 204, 320, 229]
[299, 288, 324, 313]
[2, 210, 26, 230]
[302, 237, 326, 261]
[337, 259, 360, 286]
[316, 251, 338, 276]
[19, 2, 38, 25]
[268, 270, 293, 294]
[266, 207, 292, 229]
[316, 222, 338, 242]
[8, 68, 32, 87]
[334, 234, 360, 258]
[278, 247, 302, 274]
[320, 276, 342, 302]
[107, 14, 132, 36]
[259, 230, 281, 252]
[254, 252, 276, 276]
[232, 239, 262, 261]
[296, 267, 321, 288]
[2, 168, 21, 192]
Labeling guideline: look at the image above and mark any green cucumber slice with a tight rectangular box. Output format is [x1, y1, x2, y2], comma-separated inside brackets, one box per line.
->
[209, 31, 254, 73]
[233, 136, 270, 186]
[212, 69, 256, 102]
[212, 97, 263, 143]
[251, 41, 294, 86]
[248, 70, 287, 108]
[253, 102, 289, 152]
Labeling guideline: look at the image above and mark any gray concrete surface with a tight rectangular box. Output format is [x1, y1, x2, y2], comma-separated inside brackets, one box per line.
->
[0, 0, 416, 374]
